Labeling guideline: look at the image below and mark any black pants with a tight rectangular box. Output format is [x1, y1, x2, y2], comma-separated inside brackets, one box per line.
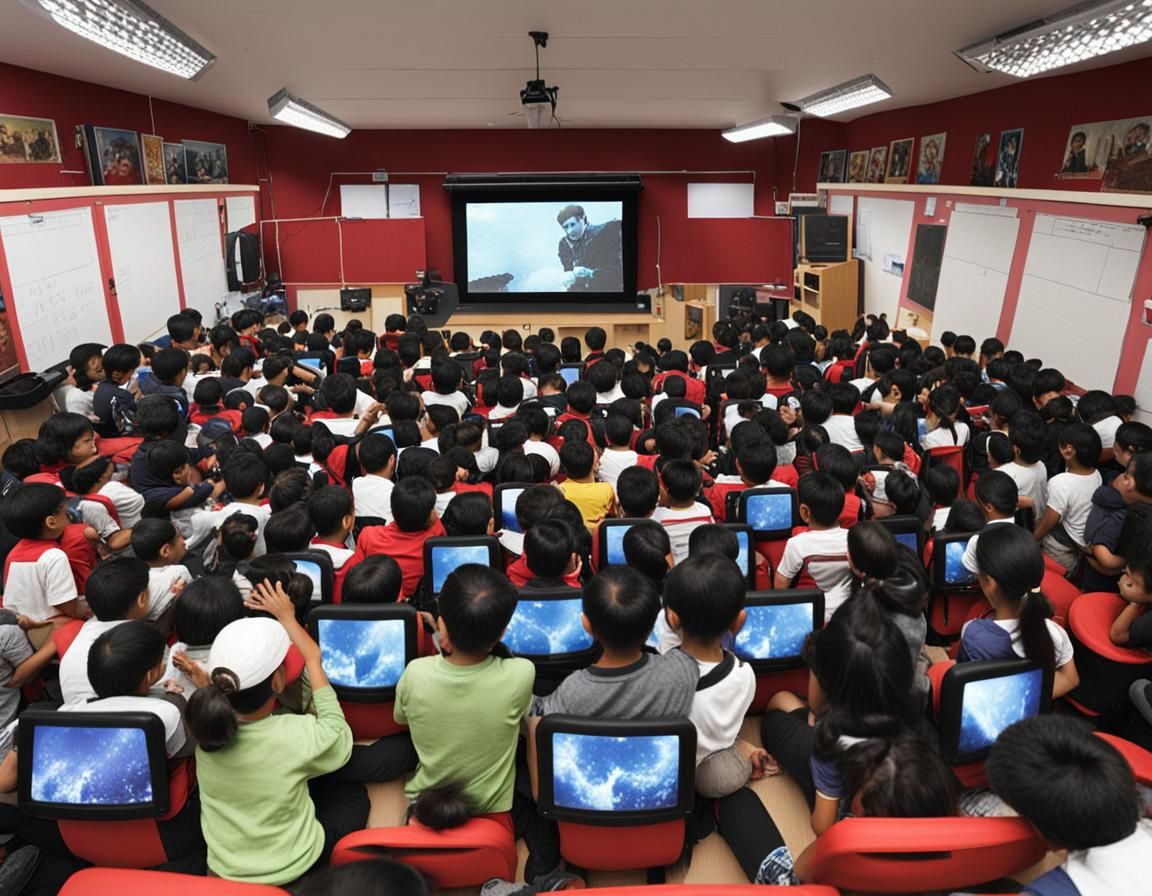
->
[760, 707, 815, 807]
[308, 777, 370, 866]
[510, 741, 561, 883]
[714, 788, 787, 882]
[326, 733, 418, 783]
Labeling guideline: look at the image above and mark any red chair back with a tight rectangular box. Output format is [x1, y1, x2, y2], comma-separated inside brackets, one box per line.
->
[331, 813, 516, 889]
[1066, 592, 1152, 714]
[60, 868, 287, 895]
[801, 816, 1046, 893]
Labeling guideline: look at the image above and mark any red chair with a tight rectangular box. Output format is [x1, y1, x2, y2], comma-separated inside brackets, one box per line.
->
[1065, 593, 1152, 716]
[60, 868, 287, 895]
[536, 715, 696, 882]
[800, 816, 1046, 894]
[1096, 732, 1152, 783]
[331, 813, 517, 888]
[922, 445, 966, 486]
[1041, 568, 1082, 629]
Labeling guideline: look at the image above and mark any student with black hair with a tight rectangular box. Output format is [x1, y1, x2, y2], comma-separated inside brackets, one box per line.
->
[350, 432, 396, 524]
[775, 473, 851, 620]
[958, 469, 1020, 575]
[652, 458, 714, 563]
[351, 476, 445, 598]
[598, 413, 641, 490]
[307, 486, 357, 602]
[616, 466, 660, 519]
[92, 343, 142, 438]
[822, 383, 863, 452]
[261, 505, 316, 556]
[1003, 409, 1050, 515]
[131, 517, 191, 626]
[814, 443, 865, 528]
[440, 492, 493, 539]
[187, 452, 271, 556]
[241, 406, 272, 448]
[421, 405, 458, 452]
[621, 520, 672, 586]
[959, 525, 1078, 698]
[1084, 451, 1152, 592]
[1034, 422, 1103, 570]
[706, 439, 789, 520]
[508, 517, 581, 589]
[991, 716, 1152, 894]
[422, 362, 471, 418]
[58, 455, 134, 554]
[923, 464, 960, 532]
[557, 439, 614, 533]
[161, 576, 246, 695]
[340, 555, 405, 606]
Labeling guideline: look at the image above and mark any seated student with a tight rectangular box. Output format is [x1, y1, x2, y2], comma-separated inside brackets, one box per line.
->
[441, 492, 494, 538]
[663, 554, 772, 799]
[707, 439, 791, 520]
[131, 518, 190, 626]
[961, 470, 1019, 575]
[815, 444, 865, 529]
[923, 464, 960, 533]
[615, 465, 661, 520]
[395, 564, 534, 835]
[884, 469, 931, 531]
[554, 381, 602, 441]
[351, 433, 396, 524]
[1077, 389, 1124, 456]
[209, 513, 259, 579]
[960, 525, 1079, 698]
[1002, 410, 1050, 516]
[621, 521, 673, 590]
[421, 405, 458, 453]
[1109, 533, 1152, 649]
[1034, 422, 1103, 571]
[191, 378, 240, 430]
[242, 406, 273, 449]
[140, 347, 192, 423]
[862, 430, 912, 518]
[598, 414, 640, 491]
[59, 457, 133, 554]
[921, 384, 969, 449]
[161, 576, 246, 695]
[1084, 451, 1152, 592]
[141, 443, 218, 534]
[187, 581, 366, 885]
[986, 715, 1152, 896]
[507, 518, 582, 589]
[487, 375, 524, 423]
[558, 439, 615, 532]
[352, 476, 446, 599]
[58, 558, 152, 704]
[307, 486, 357, 602]
[187, 453, 272, 557]
[427, 455, 461, 519]
[260, 506, 316, 557]
[943, 498, 987, 534]
[422, 361, 471, 418]
[652, 459, 714, 563]
[340, 555, 404, 605]
[0, 483, 91, 625]
[587, 356, 624, 405]
[92, 343, 142, 438]
[775, 473, 853, 620]
[821, 383, 863, 452]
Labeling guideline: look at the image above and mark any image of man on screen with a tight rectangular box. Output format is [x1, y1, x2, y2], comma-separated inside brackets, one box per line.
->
[557, 205, 623, 292]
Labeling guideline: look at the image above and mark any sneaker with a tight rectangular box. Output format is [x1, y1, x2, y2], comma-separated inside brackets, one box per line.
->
[1130, 679, 1152, 727]
[533, 870, 585, 892]
[481, 879, 531, 896]
[0, 845, 40, 896]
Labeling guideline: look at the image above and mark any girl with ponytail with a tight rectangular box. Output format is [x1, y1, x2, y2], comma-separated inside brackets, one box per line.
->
[960, 524, 1080, 697]
[922, 383, 969, 449]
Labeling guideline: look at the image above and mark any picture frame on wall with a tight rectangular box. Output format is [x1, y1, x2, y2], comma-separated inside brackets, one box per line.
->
[885, 138, 914, 183]
[866, 146, 888, 183]
[141, 134, 166, 185]
[818, 150, 847, 183]
[182, 139, 228, 183]
[163, 143, 187, 184]
[1102, 118, 1152, 193]
[847, 150, 869, 183]
[81, 125, 143, 186]
[916, 133, 946, 184]
[970, 132, 995, 186]
[1056, 116, 1152, 190]
[994, 128, 1024, 188]
[0, 113, 61, 164]
[684, 305, 702, 341]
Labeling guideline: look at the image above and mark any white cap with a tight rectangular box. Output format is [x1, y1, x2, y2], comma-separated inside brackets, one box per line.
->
[207, 618, 290, 692]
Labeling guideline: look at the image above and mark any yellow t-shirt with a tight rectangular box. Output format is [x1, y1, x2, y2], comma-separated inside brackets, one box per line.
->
[560, 479, 616, 531]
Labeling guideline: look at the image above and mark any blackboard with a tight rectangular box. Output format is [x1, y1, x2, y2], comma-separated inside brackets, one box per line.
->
[907, 223, 948, 311]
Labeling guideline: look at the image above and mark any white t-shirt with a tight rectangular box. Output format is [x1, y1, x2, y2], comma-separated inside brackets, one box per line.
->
[848, 377, 874, 394]
[434, 490, 455, 519]
[59, 618, 129, 705]
[488, 404, 520, 421]
[58, 385, 95, 419]
[922, 421, 970, 449]
[78, 497, 120, 540]
[352, 474, 394, 521]
[3, 545, 78, 621]
[147, 564, 190, 621]
[598, 449, 637, 490]
[596, 385, 625, 405]
[99, 480, 144, 530]
[523, 440, 559, 477]
[1093, 415, 1123, 451]
[1046, 470, 1102, 546]
[931, 505, 952, 532]
[652, 504, 716, 564]
[422, 390, 471, 418]
[689, 655, 757, 764]
[1002, 461, 1049, 516]
[961, 518, 1016, 574]
[777, 527, 852, 619]
[1062, 826, 1152, 896]
[188, 502, 272, 555]
[60, 695, 186, 757]
[822, 415, 862, 452]
[960, 616, 1074, 668]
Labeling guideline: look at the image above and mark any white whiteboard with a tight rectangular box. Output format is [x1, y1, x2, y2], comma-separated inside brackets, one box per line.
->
[932, 209, 1020, 343]
[387, 184, 421, 219]
[104, 202, 181, 343]
[225, 195, 256, 231]
[340, 185, 389, 219]
[173, 199, 228, 321]
[855, 197, 915, 322]
[687, 183, 754, 218]
[0, 207, 113, 371]
[1009, 214, 1145, 391]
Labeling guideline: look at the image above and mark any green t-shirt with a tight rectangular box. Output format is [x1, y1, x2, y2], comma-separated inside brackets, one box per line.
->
[395, 653, 535, 813]
[196, 685, 353, 884]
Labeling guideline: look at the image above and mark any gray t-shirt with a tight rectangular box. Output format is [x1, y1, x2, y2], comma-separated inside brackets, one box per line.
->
[888, 609, 930, 698]
[0, 624, 33, 728]
[536, 649, 698, 719]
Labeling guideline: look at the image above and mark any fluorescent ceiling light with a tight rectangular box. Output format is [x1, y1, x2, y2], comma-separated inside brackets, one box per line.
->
[24, 0, 214, 80]
[956, 0, 1152, 78]
[268, 89, 351, 139]
[796, 74, 893, 117]
[722, 115, 797, 143]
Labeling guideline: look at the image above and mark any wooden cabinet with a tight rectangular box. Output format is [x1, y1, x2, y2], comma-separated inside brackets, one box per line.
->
[793, 260, 859, 332]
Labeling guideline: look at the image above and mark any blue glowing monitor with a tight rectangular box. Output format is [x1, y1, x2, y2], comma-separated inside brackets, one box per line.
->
[368, 425, 396, 446]
[551, 732, 681, 812]
[734, 602, 813, 663]
[733, 529, 751, 579]
[956, 666, 1044, 760]
[294, 560, 324, 601]
[430, 544, 493, 595]
[673, 405, 700, 419]
[498, 487, 526, 533]
[895, 532, 919, 553]
[317, 618, 407, 691]
[504, 596, 594, 657]
[603, 523, 634, 566]
[298, 357, 323, 371]
[744, 492, 793, 534]
[559, 367, 581, 386]
[31, 725, 153, 808]
[943, 539, 975, 586]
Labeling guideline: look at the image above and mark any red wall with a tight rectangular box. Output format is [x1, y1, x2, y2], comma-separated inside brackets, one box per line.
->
[0, 62, 256, 189]
[844, 56, 1152, 192]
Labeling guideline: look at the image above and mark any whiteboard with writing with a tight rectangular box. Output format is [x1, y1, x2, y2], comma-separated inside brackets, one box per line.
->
[1009, 214, 1145, 391]
[104, 202, 181, 343]
[856, 197, 915, 322]
[173, 198, 228, 320]
[0, 207, 113, 371]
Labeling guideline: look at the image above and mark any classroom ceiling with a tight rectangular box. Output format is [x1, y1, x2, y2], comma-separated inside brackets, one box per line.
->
[2, 0, 1152, 130]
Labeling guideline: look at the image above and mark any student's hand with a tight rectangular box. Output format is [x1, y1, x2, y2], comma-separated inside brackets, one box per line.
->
[245, 579, 297, 625]
[778, 404, 798, 427]
[83, 526, 101, 543]
[573, 266, 593, 279]
[18, 615, 48, 631]
[172, 651, 210, 690]
[170, 576, 187, 596]
[455, 466, 468, 482]
[210, 479, 228, 497]
[859, 471, 876, 493]
[161, 678, 185, 696]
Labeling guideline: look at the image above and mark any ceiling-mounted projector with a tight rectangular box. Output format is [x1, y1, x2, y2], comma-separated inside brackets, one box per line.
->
[520, 30, 559, 128]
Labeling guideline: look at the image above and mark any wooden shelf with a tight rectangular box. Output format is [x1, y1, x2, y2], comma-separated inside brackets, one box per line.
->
[793, 260, 859, 332]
